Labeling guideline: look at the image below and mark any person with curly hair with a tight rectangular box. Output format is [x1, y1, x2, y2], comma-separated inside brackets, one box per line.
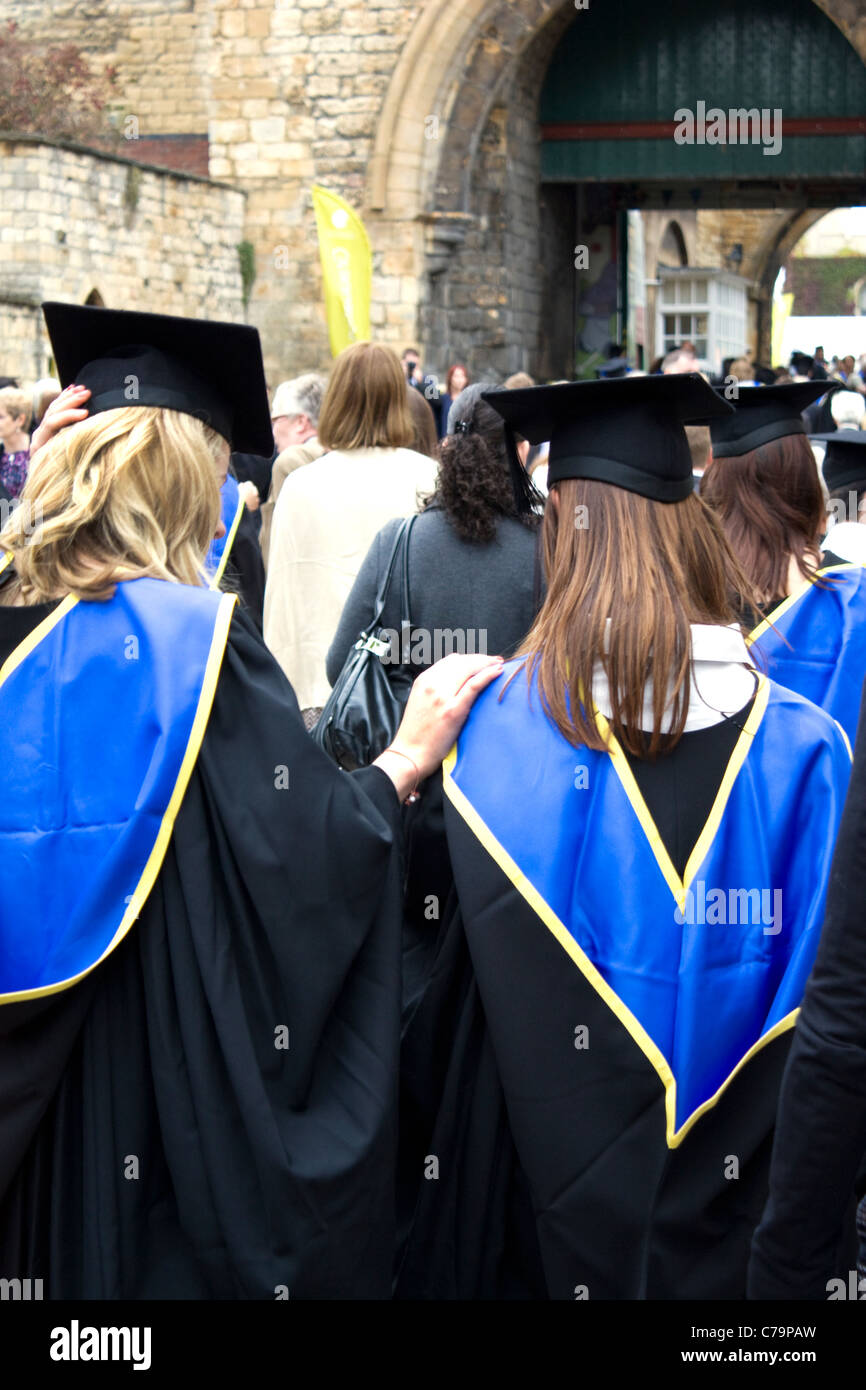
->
[327, 381, 544, 1029]
[327, 381, 542, 686]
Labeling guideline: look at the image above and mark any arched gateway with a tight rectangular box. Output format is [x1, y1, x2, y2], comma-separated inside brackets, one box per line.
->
[367, 0, 866, 378]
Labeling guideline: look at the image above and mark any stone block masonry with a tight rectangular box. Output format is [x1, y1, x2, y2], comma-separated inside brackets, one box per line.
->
[0, 136, 246, 383]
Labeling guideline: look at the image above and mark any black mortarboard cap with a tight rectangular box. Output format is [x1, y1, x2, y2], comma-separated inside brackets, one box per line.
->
[42, 302, 274, 457]
[482, 374, 732, 503]
[709, 381, 840, 459]
[812, 429, 866, 493]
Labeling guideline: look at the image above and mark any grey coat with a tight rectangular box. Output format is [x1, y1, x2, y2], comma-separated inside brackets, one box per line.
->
[326, 505, 541, 683]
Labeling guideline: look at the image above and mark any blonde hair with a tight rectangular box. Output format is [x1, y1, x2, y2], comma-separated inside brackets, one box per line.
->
[729, 357, 754, 382]
[0, 406, 225, 604]
[317, 341, 415, 451]
[0, 385, 32, 432]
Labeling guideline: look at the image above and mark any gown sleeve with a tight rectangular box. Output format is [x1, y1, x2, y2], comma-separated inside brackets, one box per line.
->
[749, 685, 866, 1299]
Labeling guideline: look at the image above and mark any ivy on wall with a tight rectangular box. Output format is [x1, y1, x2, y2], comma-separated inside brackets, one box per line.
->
[784, 255, 866, 316]
[237, 240, 256, 311]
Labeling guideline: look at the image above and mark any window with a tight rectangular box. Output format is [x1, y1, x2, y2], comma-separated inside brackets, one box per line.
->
[657, 271, 747, 373]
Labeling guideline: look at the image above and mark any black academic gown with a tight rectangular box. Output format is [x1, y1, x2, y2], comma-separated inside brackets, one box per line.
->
[395, 695, 821, 1300]
[0, 603, 404, 1300]
[749, 683, 866, 1300]
[221, 500, 266, 632]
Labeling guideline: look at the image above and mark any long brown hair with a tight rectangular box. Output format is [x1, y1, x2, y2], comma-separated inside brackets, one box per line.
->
[317, 341, 415, 451]
[700, 434, 826, 601]
[516, 479, 757, 756]
[406, 384, 438, 458]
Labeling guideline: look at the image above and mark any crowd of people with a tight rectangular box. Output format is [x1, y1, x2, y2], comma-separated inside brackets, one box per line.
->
[2, 303, 866, 1303]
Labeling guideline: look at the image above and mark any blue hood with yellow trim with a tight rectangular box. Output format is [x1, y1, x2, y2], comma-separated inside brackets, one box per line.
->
[749, 562, 866, 746]
[0, 577, 235, 1003]
[444, 660, 851, 1141]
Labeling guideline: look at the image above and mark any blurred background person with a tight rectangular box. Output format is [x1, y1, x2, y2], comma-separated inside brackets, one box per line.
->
[661, 346, 698, 375]
[327, 380, 541, 695]
[806, 385, 866, 436]
[401, 346, 424, 388]
[504, 371, 535, 390]
[264, 341, 438, 728]
[816, 431, 866, 566]
[436, 363, 470, 438]
[260, 372, 327, 567]
[0, 386, 32, 500]
[726, 355, 758, 387]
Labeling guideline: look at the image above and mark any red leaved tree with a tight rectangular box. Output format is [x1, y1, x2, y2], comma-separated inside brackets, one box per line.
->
[0, 20, 120, 145]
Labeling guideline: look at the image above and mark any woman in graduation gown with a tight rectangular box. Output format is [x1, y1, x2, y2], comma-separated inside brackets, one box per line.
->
[701, 382, 866, 746]
[0, 302, 503, 1300]
[396, 374, 852, 1300]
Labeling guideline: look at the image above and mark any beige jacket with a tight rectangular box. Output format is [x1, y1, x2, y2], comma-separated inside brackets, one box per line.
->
[263, 445, 438, 710]
[260, 436, 325, 569]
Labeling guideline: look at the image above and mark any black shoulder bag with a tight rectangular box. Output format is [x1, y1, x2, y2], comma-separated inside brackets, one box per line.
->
[313, 516, 417, 770]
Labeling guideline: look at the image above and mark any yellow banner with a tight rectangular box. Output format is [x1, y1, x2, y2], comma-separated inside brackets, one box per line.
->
[771, 291, 794, 368]
[312, 185, 372, 357]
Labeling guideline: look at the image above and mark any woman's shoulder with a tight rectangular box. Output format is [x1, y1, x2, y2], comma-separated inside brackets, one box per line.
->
[391, 446, 439, 475]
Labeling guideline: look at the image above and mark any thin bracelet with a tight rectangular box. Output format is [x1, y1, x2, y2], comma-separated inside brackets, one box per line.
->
[382, 746, 421, 804]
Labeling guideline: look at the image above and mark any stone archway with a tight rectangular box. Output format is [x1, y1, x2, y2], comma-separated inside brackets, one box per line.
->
[750, 210, 830, 363]
[370, 0, 866, 224]
[368, 0, 866, 374]
[660, 222, 689, 268]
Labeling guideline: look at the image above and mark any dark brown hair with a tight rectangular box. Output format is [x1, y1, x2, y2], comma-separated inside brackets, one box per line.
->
[406, 385, 438, 458]
[515, 480, 758, 756]
[429, 383, 540, 543]
[317, 341, 414, 451]
[700, 434, 826, 602]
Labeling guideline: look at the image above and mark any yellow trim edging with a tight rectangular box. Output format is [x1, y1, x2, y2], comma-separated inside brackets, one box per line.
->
[747, 562, 860, 647]
[593, 678, 770, 915]
[0, 591, 237, 1006]
[442, 678, 794, 1149]
[0, 594, 80, 690]
[209, 493, 245, 589]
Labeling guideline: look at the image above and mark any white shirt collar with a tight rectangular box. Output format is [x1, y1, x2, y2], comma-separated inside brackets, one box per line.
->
[824, 522, 866, 567]
[591, 622, 757, 733]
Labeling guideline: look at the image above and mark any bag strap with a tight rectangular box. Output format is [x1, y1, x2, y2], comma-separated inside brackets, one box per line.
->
[368, 517, 411, 631]
[399, 515, 416, 662]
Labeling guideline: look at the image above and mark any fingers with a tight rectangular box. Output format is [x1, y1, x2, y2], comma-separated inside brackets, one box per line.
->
[448, 660, 505, 714]
[50, 385, 91, 413]
[30, 387, 91, 457]
[423, 652, 506, 699]
[462, 660, 505, 694]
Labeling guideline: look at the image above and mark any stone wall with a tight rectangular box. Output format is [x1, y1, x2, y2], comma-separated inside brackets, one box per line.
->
[206, 0, 428, 381]
[0, 136, 246, 383]
[4, 0, 214, 141]
[5, 0, 866, 382]
[417, 10, 572, 381]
